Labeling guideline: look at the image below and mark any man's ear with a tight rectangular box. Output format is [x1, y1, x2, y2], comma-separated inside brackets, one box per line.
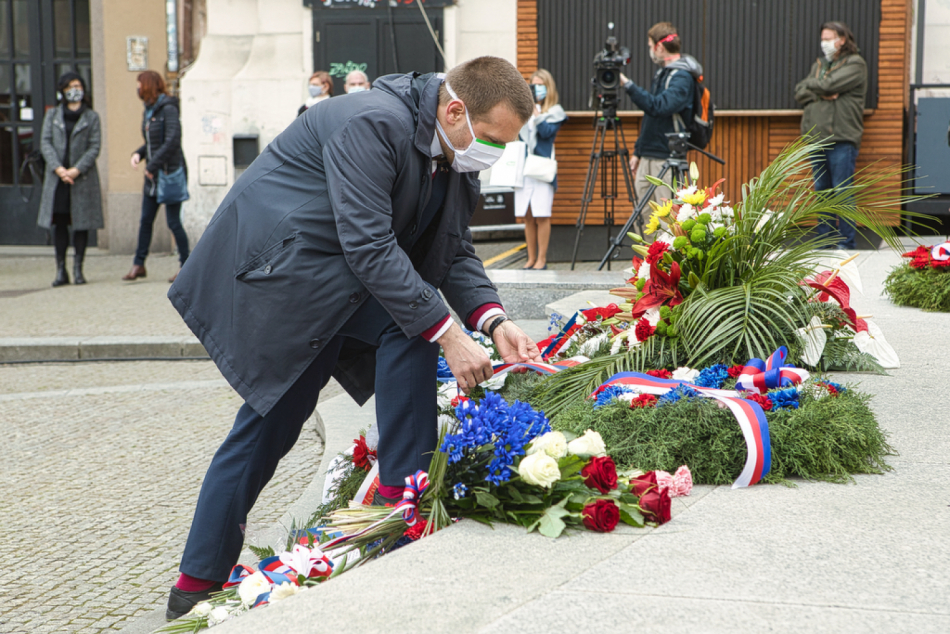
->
[445, 99, 466, 126]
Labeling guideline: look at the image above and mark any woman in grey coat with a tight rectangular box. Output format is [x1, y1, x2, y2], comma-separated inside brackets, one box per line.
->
[37, 71, 103, 286]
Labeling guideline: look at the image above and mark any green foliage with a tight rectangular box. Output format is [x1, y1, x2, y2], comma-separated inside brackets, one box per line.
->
[551, 385, 893, 485]
[248, 544, 276, 560]
[884, 263, 950, 312]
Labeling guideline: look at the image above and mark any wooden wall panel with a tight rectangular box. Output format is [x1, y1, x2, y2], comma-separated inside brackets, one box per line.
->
[517, 0, 911, 227]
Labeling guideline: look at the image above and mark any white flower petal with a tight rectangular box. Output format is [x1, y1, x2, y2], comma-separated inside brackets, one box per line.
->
[852, 320, 900, 369]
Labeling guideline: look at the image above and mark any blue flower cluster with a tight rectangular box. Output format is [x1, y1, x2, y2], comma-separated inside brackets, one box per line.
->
[452, 482, 468, 500]
[770, 388, 800, 411]
[436, 357, 455, 379]
[439, 391, 550, 486]
[693, 364, 729, 389]
[658, 384, 702, 406]
[594, 385, 632, 409]
[548, 312, 565, 333]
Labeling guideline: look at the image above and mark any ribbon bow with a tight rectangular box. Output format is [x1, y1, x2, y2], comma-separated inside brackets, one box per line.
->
[735, 347, 809, 394]
[395, 470, 429, 526]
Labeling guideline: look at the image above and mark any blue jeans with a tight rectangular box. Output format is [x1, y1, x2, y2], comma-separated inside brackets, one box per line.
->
[811, 142, 859, 249]
[179, 296, 439, 582]
[134, 194, 190, 266]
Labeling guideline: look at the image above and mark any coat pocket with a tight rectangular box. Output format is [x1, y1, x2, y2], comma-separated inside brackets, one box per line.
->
[235, 232, 299, 281]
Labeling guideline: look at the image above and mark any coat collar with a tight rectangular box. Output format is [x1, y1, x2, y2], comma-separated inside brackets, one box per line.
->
[413, 74, 444, 157]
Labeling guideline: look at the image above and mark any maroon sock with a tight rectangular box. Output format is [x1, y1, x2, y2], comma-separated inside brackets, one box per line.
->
[377, 484, 403, 499]
[176, 573, 217, 592]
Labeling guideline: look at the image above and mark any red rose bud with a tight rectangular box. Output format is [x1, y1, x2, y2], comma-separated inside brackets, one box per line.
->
[638, 488, 672, 525]
[629, 471, 659, 497]
[581, 456, 619, 494]
[582, 499, 620, 532]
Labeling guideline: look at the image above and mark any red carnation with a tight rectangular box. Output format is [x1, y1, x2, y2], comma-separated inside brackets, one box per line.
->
[630, 394, 658, 409]
[403, 518, 429, 541]
[635, 318, 656, 342]
[646, 369, 672, 379]
[352, 436, 377, 471]
[646, 241, 670, 265]
[582, 499, 620, 532]
[581, 456, 619, 494]
[746, 393, 773, 411]
[727, 365, 745, 378]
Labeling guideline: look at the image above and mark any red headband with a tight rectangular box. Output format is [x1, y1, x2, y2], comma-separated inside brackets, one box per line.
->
[658, 34, 678, 44]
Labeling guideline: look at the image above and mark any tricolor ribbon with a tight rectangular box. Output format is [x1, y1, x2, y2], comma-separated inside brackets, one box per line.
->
[735, 347, 809, 394]
[223, 555, 301, 606]
[594, 356, 799, 489]
[394, 471, 429, 527]
[932, 242, 950, 261]
[541, 312, 580, 358]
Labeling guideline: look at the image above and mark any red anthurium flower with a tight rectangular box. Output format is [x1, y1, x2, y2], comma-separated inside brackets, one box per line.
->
[804, 271, 866, 331]
[630, 261, 684, 318]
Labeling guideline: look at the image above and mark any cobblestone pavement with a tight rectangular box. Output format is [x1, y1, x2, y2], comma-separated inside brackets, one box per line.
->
[0, 362, 342, 633]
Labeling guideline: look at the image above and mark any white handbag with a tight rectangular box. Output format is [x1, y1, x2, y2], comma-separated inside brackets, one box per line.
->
[488, 141, 526, 188]
[523, 147, 557, 183]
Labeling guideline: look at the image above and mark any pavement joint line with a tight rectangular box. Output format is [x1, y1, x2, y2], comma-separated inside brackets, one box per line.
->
[551, 588, 950, 616]
[0, 378, 230, 401]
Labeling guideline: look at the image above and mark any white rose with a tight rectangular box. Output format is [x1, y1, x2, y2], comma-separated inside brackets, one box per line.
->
[269, 582, 303, 603]
[479, 371, 507, 391]
[208, 605, 233, 626]
[567, 429, 607, 458]
[517, 452, 561, 488]
[671, 366, 700, 382]
[238, 570, 272, 606]
[189, 601, 214, 617]
[437, 382, 459, 409]
[527, 431, 568, 459]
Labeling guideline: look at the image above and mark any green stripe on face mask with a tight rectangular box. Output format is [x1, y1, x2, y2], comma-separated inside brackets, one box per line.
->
[476, 138, 506, 150]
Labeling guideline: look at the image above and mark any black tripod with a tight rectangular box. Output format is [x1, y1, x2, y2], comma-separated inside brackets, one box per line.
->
[570, 104, 637, 271]
[597, 133, 725, 270]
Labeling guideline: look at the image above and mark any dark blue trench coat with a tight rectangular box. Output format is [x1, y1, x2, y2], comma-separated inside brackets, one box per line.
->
[169, 73, 501, 416]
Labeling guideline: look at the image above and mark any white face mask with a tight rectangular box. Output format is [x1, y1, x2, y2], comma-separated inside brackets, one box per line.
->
[435, 82, 506, 173]
[820, 39, 838, 60]
[65, 87, 84, 103]
[347, 86, 367, 94]
[308, 84, 323, 98]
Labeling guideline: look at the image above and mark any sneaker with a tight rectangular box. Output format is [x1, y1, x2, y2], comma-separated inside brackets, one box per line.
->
[166, 583, 224, 621]
[371, 490, 402, 507]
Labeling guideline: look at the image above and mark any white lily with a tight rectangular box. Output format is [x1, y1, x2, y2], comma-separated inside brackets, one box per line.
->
[279, 544, 331, 579]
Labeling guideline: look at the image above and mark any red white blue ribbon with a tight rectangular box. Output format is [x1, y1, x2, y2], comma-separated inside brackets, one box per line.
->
[735, 347, 809, 394]
[541, 312, 580, 358]
[932, 242, 950, 261]
[394, 471, 428, 527]
[223, 555, 302, 606]
[593, 373, 772, 489]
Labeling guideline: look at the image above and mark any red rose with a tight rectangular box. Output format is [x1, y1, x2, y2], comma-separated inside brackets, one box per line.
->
[638, 488, 672, 524]
[352, 436, 376, 471]
[635, 319, 656, 342]
[630, 394, 657, 409]
[646, 369, 672, 379]
[582, 499, 620, 532]
[727, 365, 745, 378]
[581, 456, 619, 494]
[629, 471, 659, 497]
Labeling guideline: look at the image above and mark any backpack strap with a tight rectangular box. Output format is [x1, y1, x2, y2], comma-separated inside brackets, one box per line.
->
[665, 69, 686, 133]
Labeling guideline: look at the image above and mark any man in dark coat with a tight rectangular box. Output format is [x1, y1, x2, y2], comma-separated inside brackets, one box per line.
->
[165, 57, 539, 619]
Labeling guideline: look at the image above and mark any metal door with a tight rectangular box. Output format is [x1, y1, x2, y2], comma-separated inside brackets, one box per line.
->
[0, 0, 92, 245]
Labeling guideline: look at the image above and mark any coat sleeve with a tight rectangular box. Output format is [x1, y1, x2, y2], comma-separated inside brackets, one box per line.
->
[145, 104, 181, 173]
[323, 109, 450, 339]
[74, 112, 101, 175]
[797, 57, 866, 96]
[440, 224, 503, 328]
[624, 72, 692, 118]
[40, 111, 62, 171]
[535, 119, 563, 141]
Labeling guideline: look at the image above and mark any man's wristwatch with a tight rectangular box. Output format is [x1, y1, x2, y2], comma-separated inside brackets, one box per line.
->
[486, 315, 509, 338]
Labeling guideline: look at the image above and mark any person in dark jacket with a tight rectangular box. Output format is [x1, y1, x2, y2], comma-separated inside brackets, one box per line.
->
[620, 22, 700, 232]
[794, 21, 868, 250]
[123, 70, 190, 282]
[37, 71, 103, 286]
[163, 57, 540, 620]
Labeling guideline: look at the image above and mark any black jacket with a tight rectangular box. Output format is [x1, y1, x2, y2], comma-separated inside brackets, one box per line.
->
[624, 55, 701, 160]
[135, 95, 183, 194]
[168, 72, 500, 416]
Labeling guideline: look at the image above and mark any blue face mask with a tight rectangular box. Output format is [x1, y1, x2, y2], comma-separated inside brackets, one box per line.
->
[308, 84, 323, 98]
[533, 84, 547, 102]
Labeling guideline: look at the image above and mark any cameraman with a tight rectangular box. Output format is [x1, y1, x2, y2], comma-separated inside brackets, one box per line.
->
[619, 22, 702, 227]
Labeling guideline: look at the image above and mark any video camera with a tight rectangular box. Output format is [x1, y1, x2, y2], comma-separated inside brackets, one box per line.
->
[591, 22, 630, 114]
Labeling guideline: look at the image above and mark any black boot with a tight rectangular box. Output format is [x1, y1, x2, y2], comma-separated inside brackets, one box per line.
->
[52, 259, 70, 287]
[73, 259, 86, 285]
[73, 230, 88, 285]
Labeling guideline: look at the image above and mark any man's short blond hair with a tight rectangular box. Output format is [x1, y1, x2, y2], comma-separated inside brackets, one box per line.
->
[440, 56, 535, 124]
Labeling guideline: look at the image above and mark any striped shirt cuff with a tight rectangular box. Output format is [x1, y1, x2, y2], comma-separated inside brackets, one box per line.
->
[421, 314, 453, 342]
[469, 303, 506, 334]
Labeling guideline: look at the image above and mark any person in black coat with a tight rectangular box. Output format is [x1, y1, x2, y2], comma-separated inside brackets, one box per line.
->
[123, 70, 190, 283]
[163, 57, 541, 620]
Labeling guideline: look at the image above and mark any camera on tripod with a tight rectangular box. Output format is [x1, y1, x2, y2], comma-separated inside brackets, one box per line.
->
[665, 131, 691, 158]
[591, 23, 630, 112]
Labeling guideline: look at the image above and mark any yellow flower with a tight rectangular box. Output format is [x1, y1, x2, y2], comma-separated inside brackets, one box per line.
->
[644, 213, 661, 235]
[655, 199, 674, 217]
[680, 189, 707, 206]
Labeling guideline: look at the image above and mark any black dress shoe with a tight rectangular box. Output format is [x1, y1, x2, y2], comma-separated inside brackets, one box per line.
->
[371, 490, 402, 506]
[166, 583, 224, 621]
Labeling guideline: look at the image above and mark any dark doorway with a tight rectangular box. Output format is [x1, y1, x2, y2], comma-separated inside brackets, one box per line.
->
[311, 4, 444, 96]
[0, 0, 92, 245]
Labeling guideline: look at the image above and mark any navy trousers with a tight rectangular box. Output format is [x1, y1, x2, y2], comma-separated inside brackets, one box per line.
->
[179, 296, 439, 581]
[811, 141, 859, 250]
[134, 193, 190, 266]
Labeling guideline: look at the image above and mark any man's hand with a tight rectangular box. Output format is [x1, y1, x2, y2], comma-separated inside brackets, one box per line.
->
[130, 153, 141, 169]
[491, 320, 543, 365]
[437, 322, 494, 395]
[629, 154, 640, 176]
[620, 72, 630, 86]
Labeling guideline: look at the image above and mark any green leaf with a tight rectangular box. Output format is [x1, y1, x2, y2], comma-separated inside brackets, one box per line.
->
[475, 490, 501, 509]
[538, 505, 569, 538]
[520, 494, 544, 505]
[507, 486, 524, 503]
[619, 504, 644, 527]
[558, 454, 586, 479]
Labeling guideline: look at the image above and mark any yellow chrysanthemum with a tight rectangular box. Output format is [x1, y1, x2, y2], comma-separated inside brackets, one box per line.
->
[680, 190, 707, 206]
[645, 213, 661, 235]
[655, 199, 674, 217]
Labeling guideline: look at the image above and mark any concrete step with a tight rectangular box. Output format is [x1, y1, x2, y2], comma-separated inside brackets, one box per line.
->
[0, 336, 208, 363]
[486, 269, 627, 320]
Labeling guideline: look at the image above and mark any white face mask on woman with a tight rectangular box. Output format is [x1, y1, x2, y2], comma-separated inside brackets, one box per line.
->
[65, 87, 84, 103]
[820, 39, 838, 60]
[308, 84, 323, 98]
[435, 82, 506, 173]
